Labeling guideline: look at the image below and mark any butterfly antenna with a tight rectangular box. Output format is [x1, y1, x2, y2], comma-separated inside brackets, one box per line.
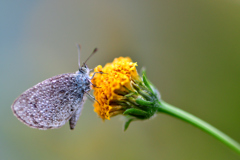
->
[82, 48, 98, 67]
[76, 44, 82, 69]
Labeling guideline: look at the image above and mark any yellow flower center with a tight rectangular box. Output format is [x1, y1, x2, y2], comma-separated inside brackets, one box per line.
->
[91, 57, 139, 120]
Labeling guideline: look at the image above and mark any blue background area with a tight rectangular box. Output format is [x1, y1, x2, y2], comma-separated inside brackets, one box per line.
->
[1, 1, 240, 160]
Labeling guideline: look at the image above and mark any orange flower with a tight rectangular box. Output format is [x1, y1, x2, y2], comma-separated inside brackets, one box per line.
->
[91, 57, 140, 120]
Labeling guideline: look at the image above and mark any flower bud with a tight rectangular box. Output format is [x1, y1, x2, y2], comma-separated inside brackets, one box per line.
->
[91, 57, 160, 130]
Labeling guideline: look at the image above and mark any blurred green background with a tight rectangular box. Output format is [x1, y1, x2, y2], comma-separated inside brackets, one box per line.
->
[1, 0, 240, 160]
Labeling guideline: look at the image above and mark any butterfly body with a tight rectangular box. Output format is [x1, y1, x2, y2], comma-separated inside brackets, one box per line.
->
[12, 68, 91, 130]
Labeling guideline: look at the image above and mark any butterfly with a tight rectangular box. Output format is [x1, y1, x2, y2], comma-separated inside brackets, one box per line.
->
[11, 45, 100, 130]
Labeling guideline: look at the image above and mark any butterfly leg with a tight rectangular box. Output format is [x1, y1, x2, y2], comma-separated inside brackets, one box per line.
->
[85, 92, 100, 105]
[88, 71, 106, 88]
[87, 79, 101, 88]
[89, 71, 105, 80]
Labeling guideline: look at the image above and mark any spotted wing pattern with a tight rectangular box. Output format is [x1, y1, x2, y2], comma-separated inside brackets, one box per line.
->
[12, 73, 90, 129]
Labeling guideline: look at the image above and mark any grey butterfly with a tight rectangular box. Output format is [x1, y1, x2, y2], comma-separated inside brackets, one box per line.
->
[11, 45, 99, 130]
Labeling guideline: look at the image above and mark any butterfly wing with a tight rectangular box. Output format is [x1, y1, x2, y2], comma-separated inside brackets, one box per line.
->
[12, 73, 88, 130]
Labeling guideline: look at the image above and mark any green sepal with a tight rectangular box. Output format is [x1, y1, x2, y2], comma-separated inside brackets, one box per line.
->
[142, 74, 154, 94]
[125, 92, 136, 97]
[123, 118, 134, 131]
[138, 90, 152, 101]
[136, 98, 154, 107]
[140, 67, 146, 76]
[142, 73, 161, 100]
[123, 108, 148, 118]
[123, 108, 148, 115]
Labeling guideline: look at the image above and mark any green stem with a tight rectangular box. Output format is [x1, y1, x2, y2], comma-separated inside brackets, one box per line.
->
[157, 100, 240, 154]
